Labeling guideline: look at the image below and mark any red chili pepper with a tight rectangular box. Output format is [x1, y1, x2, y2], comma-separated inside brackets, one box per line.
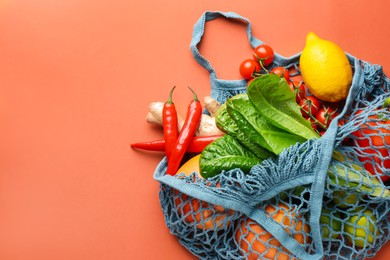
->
[162, 86, 178, 162]
[131, 135, 223, 153]
[166, 87, 203, 175]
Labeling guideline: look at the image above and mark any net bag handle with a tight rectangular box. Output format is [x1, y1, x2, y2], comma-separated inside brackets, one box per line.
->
[189, 11, 301, 106]
[189, 11, 299, 78]
[189, 11, 263, 78]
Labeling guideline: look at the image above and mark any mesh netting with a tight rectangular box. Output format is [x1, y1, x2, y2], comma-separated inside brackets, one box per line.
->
[154, 58, 390, 259]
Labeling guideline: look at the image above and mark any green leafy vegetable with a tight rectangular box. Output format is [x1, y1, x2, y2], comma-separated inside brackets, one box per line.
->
[215, 102, 236, 134]
[247, 74, 319, 140]
[226, 93, 306, 155]
[200, 134, 262, 178]
[216, 100, 273, 159]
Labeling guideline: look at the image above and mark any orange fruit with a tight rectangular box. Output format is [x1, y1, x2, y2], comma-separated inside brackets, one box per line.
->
[235, 203, 310, 260]
[176, 154, 201, 177]
[173, 154, 233, 230]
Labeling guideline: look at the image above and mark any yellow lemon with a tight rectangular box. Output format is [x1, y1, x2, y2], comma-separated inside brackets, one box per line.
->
[299, 32, 353, 102]
[344, 208, 379, 248]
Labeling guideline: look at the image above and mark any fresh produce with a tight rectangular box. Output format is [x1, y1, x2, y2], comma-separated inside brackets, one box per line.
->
[319, 208, 342, 239]
[315, 107, 338, 128]
[351, 114, 390, 181]
[202, 75, 317, 177]
[195, 113, 225, 136]
[384, 97, 390, 108]
[146, 101, 184, 129]
[175, 192, 232, 230]
[145, 97, 224, 136]
[299, 96, 321, 118]
[239, 59, 261, 80]
[332, 190, 359, 209]
[162, 86, 179, 162]
[176, 154, 201, 175]
[344, 207, 379, 248]
[239, 44, 275, 80]
[299, 32, 353, 103]
[204, 95, 221, 117]
[270, 66, 290, 82]
[329, 152, 390, 198]
[235, 203, 309, 260]
[133, 91, 223, 159]
[130, 135, 223, 153]
[226, 93, 306, 155]
[246, 75, 318, 141]
[173, 154, 233, 230]
[307, 117, 318, 131]
[288, 81, 306, 103]
[166, 87, 202, 175]
[200, 134, 263, 178]
[253, 44, 274, 66]
[215, 102, 274, 160]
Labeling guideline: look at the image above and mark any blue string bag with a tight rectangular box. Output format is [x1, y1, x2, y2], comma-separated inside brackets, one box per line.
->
[154, 11, 390, 259]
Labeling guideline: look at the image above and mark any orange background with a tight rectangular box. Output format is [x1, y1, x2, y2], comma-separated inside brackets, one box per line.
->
[0, 0, 390, 259]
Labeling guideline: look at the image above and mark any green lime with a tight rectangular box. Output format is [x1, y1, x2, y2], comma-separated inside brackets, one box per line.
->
[332, 190, 359, 208]
[320, 208, 342, 239]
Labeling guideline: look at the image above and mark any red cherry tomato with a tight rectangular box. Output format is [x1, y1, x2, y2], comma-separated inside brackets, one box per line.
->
[307, 117, 318, 131]
[299, 96, 320, 118]
[316, 107, 338, 128]
[270, 66, 290, 82]
[288, 81, 307, 103]
[239, 59, 260, 80]
[351, 115, 390, 181]
[253, 44, 274, 66]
